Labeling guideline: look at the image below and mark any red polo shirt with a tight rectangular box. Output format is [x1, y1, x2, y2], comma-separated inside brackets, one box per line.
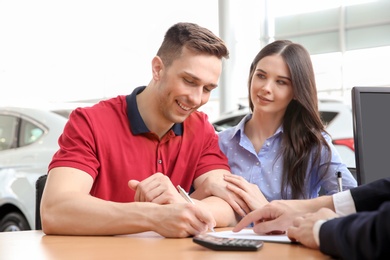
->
[49, 86, 230, 202]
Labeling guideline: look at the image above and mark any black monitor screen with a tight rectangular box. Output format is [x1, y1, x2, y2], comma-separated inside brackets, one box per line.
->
[352, 86, 390, 185]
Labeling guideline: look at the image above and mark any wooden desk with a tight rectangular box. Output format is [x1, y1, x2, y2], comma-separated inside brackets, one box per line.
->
[0, 230, 331, 260]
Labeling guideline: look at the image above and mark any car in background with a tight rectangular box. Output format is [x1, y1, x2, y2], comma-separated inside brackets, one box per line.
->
[212, 99, 356, 168]
[0, 103, 93, 232]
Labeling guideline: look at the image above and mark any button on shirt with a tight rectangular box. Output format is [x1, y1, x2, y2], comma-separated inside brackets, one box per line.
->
[218, 114, 357, 201]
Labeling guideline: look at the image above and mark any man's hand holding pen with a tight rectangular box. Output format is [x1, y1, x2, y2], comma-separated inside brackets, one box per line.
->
[144, 202, 216, 238]
[178, 185, 215, 232]
[128, 173, 216, 236]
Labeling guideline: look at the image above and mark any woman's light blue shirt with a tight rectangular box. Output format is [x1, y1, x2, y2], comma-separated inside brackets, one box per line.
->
[218, 114, 357, 201]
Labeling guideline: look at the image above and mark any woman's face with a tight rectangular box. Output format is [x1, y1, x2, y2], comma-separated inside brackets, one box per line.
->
[250, 54, 294, 117]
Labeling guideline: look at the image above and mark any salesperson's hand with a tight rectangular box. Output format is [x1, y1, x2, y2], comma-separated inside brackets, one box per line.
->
[233, 200, 307, 235]
[287, 208, 339, 249]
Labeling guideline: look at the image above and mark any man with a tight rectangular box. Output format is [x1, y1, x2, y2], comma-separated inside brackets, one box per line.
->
[234, 177, 390, 259]
[41, 22, 238, 238]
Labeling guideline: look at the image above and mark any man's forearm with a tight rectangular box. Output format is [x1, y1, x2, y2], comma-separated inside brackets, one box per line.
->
[196, 196, 239, 227]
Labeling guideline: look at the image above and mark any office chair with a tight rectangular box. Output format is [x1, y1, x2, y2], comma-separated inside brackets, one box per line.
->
[35, 174, 47, 230]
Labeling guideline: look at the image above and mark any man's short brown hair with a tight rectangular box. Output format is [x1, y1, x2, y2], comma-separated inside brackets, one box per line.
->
[156, 22, 229, 67]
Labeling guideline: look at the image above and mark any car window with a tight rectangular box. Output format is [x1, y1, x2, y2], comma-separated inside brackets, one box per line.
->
[213, 110, 340, 131]
[20, 120, 44, 146]
[213, 115, 245, 131]
[0, 114, 46, 151]
[319, 111, 338, 125]
[0, 115, 19, 151]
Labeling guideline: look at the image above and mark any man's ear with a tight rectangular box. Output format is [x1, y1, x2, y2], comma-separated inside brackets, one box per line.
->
[152, 56, 164, 80]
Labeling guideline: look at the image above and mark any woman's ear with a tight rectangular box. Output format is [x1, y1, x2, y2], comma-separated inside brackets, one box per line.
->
[151, 56, 164, 80]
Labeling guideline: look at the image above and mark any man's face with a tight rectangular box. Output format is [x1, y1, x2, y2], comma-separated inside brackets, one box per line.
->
[156, 47, 222, 123]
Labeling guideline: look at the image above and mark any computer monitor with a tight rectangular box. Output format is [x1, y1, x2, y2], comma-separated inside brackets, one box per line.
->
[351, 86, 390, 185]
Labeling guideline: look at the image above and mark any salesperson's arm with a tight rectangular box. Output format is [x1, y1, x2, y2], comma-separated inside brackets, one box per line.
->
[319, 202, 390, 259]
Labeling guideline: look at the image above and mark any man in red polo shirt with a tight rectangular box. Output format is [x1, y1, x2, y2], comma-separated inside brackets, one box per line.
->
[41, 22, 239, 237]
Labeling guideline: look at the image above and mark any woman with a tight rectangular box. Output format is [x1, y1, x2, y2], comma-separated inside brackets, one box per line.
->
[218, 40, 357, 213]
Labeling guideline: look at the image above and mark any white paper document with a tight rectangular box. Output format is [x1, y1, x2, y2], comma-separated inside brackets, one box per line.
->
[209, 229, 292, 243]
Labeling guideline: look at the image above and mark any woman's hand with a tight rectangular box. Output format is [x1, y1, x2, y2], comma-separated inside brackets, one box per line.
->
[191, 171, 248, 217]
[224, 174, 268, 213]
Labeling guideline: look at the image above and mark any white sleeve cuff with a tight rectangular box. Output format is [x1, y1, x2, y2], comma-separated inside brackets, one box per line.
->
[333, 190, 356, 216]
[313, 220, 327, 246]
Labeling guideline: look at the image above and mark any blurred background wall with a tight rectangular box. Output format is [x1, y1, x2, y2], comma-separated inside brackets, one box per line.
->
[1, 0, 389, 121]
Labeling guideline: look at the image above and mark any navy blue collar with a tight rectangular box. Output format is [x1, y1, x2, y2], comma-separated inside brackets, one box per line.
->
[126, 86, 183, 135]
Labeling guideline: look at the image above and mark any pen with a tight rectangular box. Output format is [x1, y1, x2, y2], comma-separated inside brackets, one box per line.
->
[336, 171, 343, 192]
[176, 185, 215, 232]
[177, 185, 195, 204]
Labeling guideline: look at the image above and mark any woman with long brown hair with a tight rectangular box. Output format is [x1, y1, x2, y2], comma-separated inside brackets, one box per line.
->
[218, 40, 357, 214]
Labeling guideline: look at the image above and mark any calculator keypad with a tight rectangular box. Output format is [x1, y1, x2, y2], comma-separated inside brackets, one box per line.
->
[193, 234, 264, 251]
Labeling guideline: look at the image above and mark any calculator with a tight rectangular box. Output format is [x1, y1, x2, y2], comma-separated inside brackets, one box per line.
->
[193, 234, 264, 251]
